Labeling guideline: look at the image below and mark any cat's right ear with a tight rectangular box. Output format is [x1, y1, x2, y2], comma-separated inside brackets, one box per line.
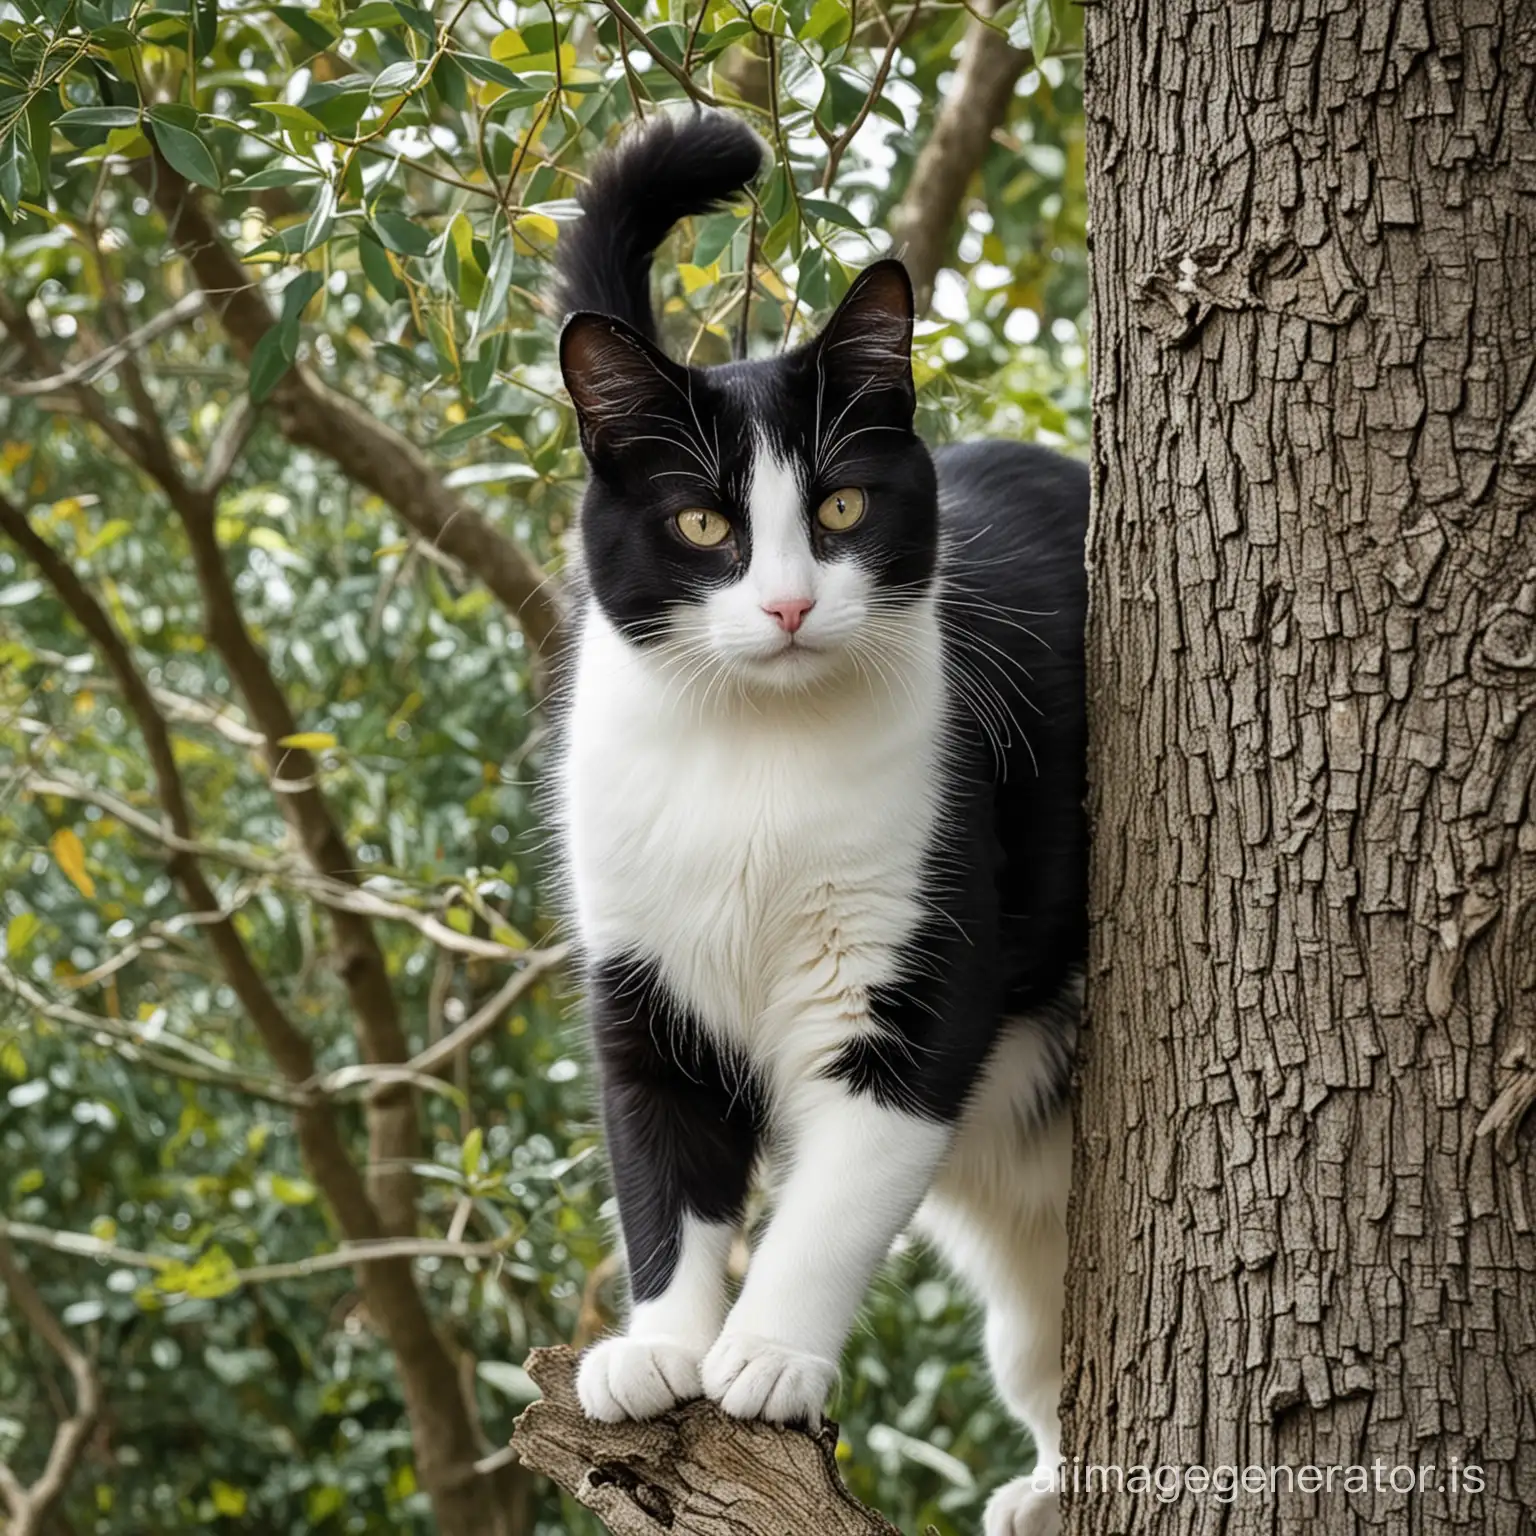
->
[560, 313, 690, 468]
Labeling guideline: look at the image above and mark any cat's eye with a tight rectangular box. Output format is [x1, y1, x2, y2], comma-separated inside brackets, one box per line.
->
[675, 508, 731, 548]
[816, 487, 866, 532]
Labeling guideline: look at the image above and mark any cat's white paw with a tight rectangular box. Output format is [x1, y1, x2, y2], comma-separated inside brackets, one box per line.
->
[576, 1336, 704, 1422]
[983, 1475, 1061, 1536]
[701, 1332, 836, 1424]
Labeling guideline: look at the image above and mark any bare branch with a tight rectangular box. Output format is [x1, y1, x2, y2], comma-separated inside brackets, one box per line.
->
[23, 770, 542, 963]
[597, 0, 720, 107]
[0, 289, 156, 471]
[0, 1221, 514, 1288]
[200, 393, 257, 494]
[511, 1348, 908, 1536]
[0, 961, 305, 1106]
[0, 1240, 103, 1536]
[821, 3, 922, 192]
[0, 292, 205, 396]
[381, 942, 569, 1085]
[886, 2, 1031, 311]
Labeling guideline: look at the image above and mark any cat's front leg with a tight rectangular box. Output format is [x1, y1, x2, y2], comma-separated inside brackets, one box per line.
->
[701, 1077, 951, 1425]
[577, 957, 762, 1422]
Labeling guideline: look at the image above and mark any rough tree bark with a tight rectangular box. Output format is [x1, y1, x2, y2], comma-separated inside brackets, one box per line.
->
[511, 1348, 910, 1536]
[1068, 2, 1536, 1533]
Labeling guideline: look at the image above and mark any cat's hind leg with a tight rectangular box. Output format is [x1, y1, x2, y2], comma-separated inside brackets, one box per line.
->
[915, 1021, 1072, 1536]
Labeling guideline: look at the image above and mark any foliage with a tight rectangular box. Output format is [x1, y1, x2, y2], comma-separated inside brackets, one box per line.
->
[0, 0, 1087, 1531]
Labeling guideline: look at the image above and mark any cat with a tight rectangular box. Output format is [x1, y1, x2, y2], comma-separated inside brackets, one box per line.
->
[551, 110, 1087, 1536]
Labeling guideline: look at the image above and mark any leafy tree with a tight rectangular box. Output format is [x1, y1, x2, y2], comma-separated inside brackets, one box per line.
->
[0, 1, 1088, 1531]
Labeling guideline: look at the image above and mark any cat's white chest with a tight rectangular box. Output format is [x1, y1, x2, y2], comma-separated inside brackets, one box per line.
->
[561, 611, 945, 1088]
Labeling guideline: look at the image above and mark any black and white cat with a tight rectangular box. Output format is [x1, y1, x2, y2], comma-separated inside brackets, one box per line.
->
[553, 112, 1087, 1536]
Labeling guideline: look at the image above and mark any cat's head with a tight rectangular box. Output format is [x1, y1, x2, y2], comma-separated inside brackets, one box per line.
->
[561, 260, 937, 694]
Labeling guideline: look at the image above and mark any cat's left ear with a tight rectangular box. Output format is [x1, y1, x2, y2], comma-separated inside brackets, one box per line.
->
[811, 259, 916, 424]
[560, 311, 691, 470]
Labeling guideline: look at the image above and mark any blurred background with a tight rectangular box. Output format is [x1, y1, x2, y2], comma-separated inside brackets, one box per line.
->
[0, 1, 1086, 1530]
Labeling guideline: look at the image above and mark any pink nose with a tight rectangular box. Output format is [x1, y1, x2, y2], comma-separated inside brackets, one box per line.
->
[763, 598, 814, 634]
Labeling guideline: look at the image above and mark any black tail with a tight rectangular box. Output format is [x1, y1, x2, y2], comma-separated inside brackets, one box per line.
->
[555, 111, 764, 343]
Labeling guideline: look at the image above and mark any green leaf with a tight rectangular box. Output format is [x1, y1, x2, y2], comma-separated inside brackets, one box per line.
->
[371, 59, 418, 99]
[461, 1127, 483, 1175]
[343, 1, 404, 26]
[456, 53, 528, 89]
[798, 245, 829, 309]
[148, 109, 220, 190]
[300, 181, 336, 252]
[236, 165, 323, 191]
[248, 325, 295, 403]
[371, 207, 434, 257]
[273, 4, 337, 50]
[358, 233, 400, 301]
[194, 0, 218, 58]
[249, 101, 328, 133]
[800, 196, 863, 232]
[473, 234, 514, 339]
[55, 106, 141, 128]
[1011, 0, 1053, 55]
[0, 122, 33, 219]
[692, 212, 742, 267]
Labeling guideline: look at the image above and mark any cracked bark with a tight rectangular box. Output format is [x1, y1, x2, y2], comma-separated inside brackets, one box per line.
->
[510, 1348, 907, 1536]
[1068, 2, 1536, 1532]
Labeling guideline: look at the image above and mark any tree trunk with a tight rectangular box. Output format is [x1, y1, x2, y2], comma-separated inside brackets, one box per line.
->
[1068, 2, 1536, 1531]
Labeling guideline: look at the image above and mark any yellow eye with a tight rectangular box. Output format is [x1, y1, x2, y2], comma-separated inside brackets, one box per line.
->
[816, 487, 866, 531]
[675, 508, 731, 548]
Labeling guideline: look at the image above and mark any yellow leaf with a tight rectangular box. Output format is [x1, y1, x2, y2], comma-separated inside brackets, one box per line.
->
[91, 1215, 118, 1242]
[277, 731, 337, 751]
[50, 828, 96, 899]
[490, 26, 527, 58]
[183, 1247, 241, 1299]
[461, 1127, 483, 1175]
[678, 261, 719, 295]
[6, 912, 40, 956]
[269, 1174, 317, 1206]
[247, 526, 291, 554]
[756, 267, 789, 301]
[0, 442, 31, 473]
[0, 1040, 25, 1081]
[210, 1481, 247, 1518]
[513, 212, 558, 252]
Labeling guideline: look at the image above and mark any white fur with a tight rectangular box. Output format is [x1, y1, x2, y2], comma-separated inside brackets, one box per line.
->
[562, 601, 947, 1101]
[692, 434, 879, 682]
[577, 1215, 731, 1422]
[917, 1002, 1079, 1536]
[704, 1083, 951, 1422]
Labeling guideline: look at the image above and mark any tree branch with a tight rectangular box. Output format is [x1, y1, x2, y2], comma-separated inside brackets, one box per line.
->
[886, 2, 1031, 312]
[0, 292, 204, 397]
[0, 1240, 103, 1536]
[510, 1348, 909, 1536]
[138, 155, 567, 681]
[0, 492, 517, 1524]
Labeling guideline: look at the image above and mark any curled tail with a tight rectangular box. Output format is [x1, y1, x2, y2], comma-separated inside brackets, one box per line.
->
[555, 111, 765, 343]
